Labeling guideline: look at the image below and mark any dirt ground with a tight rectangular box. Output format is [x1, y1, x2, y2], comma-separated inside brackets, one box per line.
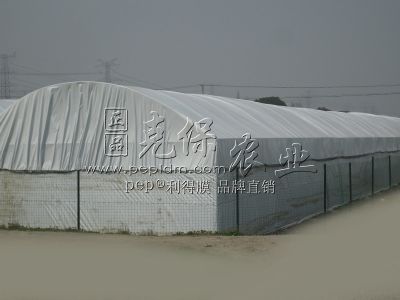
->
[1, 187, 400, 300]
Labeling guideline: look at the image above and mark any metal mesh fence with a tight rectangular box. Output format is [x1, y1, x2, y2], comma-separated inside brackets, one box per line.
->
[326, 159, 350, 210]
[392, 153, 400, 186]
[216, 169, 237, 232]
[0, 152, 399, 234]
[216, 153, 397, 234]
[351, 157, 373, 201]
[374, 154, 390, 193]
[233, 162, 324, 234]
[80, 172, 217, 234]
[0, 171, 77, 230]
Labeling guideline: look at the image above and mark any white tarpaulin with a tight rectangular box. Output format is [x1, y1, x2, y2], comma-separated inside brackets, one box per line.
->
[0, 82, 399, 234]
[0, 99, 16, 114]
[0, 81, 399, 171]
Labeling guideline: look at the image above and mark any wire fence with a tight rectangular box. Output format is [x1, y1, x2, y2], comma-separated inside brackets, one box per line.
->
[0, 152, 399, 234]
[218, 152, 400, 234]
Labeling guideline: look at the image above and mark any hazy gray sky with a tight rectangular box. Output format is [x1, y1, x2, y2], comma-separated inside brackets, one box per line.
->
[1, 0, 400, 115]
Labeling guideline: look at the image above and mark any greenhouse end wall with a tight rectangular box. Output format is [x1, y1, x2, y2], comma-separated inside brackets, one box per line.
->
[0, 152, 399, 235]
[0, 171, 218, 234]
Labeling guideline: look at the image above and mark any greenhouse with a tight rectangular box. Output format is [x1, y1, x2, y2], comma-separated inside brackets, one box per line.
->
[0, 81, 399, 234]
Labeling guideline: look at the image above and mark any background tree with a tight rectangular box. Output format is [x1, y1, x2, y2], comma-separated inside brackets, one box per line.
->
[255, 96, 287, 106]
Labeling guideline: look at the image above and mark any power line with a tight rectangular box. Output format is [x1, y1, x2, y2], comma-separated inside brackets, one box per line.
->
[13, 78, 41, 91]
[111, 75, 155, 88]
[11, 62, 98, 77]
[10, 62, 43, 73]
[161, 84, 202, 90]
[11, 61, 163, 88]
[165, 82, 400, 90]
[206, 83, 400, 89]
[282, 91, 400, 99]
[111, 68, 165, 89]
[14, 76, 48, 86]
[112, 77, 149, 87]
[15, 71, 99, 76]
[6, 60, 400, 101]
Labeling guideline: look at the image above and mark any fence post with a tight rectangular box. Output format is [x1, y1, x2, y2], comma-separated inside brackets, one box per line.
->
[323, 163, 327, 213]
[371, 156, 375, 195]
[349, 162, 352, 203]
[389, 155, 392, 188]
[235, 168, 239, 233]
[77, 170, 81, 231]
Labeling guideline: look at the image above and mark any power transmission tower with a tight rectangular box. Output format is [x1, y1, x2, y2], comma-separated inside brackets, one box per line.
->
[96, 58, 118, 83]
[0, 52, 16, 99]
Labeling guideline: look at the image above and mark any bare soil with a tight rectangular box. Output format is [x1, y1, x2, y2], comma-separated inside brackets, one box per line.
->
[1, 187, 400, 300]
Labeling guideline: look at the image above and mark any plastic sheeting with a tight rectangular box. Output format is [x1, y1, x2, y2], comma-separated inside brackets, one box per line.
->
[0, 156, 398, 234]
[0, 99, 16, 114]
[80, 172, 217, 234]
[0, 82, 399, 234]
[0, 81, 399, 171]
[0, 170, 77, 229]
[0, 170, 217, 234]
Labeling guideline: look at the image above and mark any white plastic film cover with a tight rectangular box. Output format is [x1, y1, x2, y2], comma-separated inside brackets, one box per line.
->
[0, 99, 16, 115]
[0, 81, 398, 171]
